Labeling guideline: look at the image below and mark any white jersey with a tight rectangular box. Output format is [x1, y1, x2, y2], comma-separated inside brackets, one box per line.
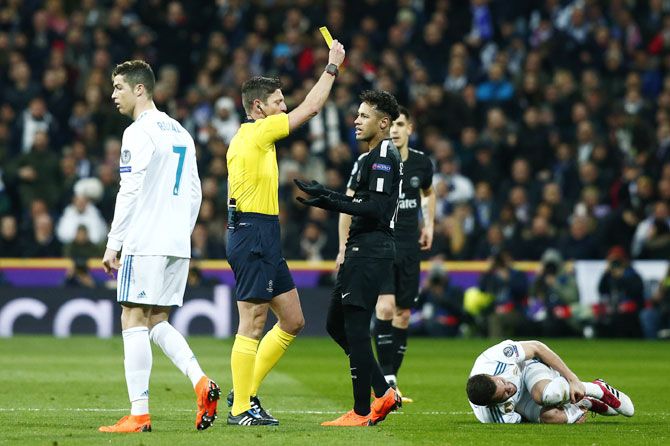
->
[107, 109, 201, 257]
[468, 339, 529, 424]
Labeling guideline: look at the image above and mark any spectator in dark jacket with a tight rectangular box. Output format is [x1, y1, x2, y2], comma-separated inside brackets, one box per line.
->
[478, 251, 528, 338]
[595, 246, 645, 338]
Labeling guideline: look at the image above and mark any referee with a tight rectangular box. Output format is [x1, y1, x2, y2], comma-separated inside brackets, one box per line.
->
[296, 90, 403, 426]
[225, 40, 345, 426]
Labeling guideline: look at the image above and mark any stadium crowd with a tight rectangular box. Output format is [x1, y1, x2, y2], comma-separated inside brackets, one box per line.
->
[1, 0, 670, 337]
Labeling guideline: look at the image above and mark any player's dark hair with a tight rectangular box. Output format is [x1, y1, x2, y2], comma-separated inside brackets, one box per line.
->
[360, 90, 400, 121]
[111, 60, 155, 98]
[466, 374, 497, 406]
[397, 105, 411, 121]
[241, 76, 282, 114]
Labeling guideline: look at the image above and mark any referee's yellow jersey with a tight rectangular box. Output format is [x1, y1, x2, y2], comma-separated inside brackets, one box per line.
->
[227, 113, 290, 215]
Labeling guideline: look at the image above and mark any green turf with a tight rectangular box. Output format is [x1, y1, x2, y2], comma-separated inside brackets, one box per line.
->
[0, 337, 668, 445]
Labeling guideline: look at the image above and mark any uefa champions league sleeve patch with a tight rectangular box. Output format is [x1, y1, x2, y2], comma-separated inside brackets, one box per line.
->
[503, 345, 518, 358]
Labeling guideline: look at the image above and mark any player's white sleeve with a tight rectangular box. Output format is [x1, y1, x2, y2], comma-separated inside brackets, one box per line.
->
[473, 405, 523, 424]
[106, 127, 154, 251]
[189, 151, 201, 233]
[484, 339, 526, 365]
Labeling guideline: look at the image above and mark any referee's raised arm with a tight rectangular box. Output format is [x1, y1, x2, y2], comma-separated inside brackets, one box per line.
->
[287, 40, 345, 132]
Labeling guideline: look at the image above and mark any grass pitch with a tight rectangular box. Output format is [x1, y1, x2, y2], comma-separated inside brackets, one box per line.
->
[0, 336, 668, 445]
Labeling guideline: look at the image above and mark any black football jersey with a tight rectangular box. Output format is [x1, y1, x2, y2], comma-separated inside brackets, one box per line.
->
[345, 139, 403, 259]
[394, 148, 434, 251]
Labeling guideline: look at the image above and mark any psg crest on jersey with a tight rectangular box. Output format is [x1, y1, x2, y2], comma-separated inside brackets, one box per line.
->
[410, 176, 420, 188]
[121, 150, 132, 164]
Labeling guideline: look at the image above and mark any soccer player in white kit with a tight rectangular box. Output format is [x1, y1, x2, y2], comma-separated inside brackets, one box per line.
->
[99, 60, 220, 433]
[466, 340, 635, 424]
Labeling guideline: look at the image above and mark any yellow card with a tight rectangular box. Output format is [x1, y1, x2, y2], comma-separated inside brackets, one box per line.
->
[319, 26, 333, 49]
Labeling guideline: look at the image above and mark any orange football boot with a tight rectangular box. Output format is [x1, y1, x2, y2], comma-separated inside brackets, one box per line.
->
[195, 376, 221, 430]
[99, 414, 151, 433]
[370, 387, 401, 425]
[321, 410, 372, 426]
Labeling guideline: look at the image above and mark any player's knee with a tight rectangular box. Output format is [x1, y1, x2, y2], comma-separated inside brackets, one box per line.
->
[281, 314, 305, 335]
[541, 377, 570, 406]
[376, 296, 395, 320]
[539, 407, 568, 424]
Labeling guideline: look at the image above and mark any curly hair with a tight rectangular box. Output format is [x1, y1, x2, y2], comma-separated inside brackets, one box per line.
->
[359, 90, 400, 121]
[241, 76, 282, 114]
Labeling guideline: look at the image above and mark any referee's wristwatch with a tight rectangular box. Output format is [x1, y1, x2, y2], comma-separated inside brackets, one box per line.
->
[325, 63, 339, 77]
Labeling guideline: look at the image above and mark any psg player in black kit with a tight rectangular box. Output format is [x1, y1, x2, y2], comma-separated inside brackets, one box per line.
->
[295, 90, 403, 426]
[371, 107, 435, 402]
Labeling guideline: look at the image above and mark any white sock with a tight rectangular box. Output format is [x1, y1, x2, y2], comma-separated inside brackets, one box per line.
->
[150, 321, 204, 388]
[584, 382, 603, 398]
[122, 327, 152, 415]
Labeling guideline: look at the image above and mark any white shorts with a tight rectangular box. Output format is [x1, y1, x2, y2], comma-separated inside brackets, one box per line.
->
[117, 254, 189, 307]
[516, 361, 560, 422]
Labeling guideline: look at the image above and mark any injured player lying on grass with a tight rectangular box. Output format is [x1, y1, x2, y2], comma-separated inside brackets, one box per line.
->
[466, 340, 634, 424]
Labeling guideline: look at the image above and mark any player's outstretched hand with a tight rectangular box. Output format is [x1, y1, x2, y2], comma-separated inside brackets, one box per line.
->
[296, 195, 332, 210]
[102, 248, 121, 277]
[328, 39, 346, 67]
[294, 179, 328, 197]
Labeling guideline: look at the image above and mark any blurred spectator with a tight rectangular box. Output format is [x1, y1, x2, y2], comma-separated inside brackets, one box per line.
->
[18, 97, 57, 154]
[638, 218, 670, 259]
[473, 223, 505, 260]
[433, 152, 475, 216]
[631, 201, 670, 258]
[476, 63, 514, 107]
[0, 215, 21, 257]
[56, 194, 107, 245]
[279, 140, 325, 186]
[558, 215, 599, 260]
[527, 249, 579, 337]
[187, 263, 219, 287]
[299, 220, 327, 262]
[415, 264, 465, 337]
[478, 251, 528, 338]
[24, 213, 61, 257]
[63, 225, 99, 259]
[513, 215, 557, 261]
[594, 246, 644, 338]
[640, 265, 670, 339]
[191, 222, 225, 260]
[5, 130, 61, 209]
[211, 96, 240, 144]
[64, 257, 97, 288]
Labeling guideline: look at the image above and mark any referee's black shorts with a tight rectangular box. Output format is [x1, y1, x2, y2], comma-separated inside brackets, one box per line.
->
[226, 212, 295, 301]
[378, 251, 420, 309]
[333, 256, 393, 310]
